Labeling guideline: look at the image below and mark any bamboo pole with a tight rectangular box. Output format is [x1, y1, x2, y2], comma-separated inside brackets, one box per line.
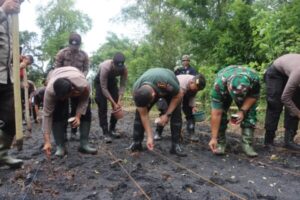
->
[12, 14, 23, 151]
[23, 70, 32, 132]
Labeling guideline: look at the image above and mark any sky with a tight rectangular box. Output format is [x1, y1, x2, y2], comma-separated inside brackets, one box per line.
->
[19, 0, 145, 55]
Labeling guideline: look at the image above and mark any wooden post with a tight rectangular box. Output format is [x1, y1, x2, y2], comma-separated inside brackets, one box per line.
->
[12, 14, 23, 151]
[23, 70, 32, 132]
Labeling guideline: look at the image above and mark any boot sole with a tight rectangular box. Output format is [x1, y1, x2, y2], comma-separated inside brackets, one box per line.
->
[169, 150, 187, 157]
[78, 148, 97, 155]
[0, 161, 23, 169]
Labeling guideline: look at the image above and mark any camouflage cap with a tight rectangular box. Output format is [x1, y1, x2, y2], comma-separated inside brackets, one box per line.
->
[228, 75, 250, 100]
[182, 55, 190, 61]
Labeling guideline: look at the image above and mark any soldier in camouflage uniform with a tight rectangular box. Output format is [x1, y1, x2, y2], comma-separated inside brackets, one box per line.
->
[54, 33, 90, 138]
[209, 65, 260, 157]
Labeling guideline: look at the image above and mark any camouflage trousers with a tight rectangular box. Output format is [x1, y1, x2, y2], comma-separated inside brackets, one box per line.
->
[219, 98, 257, 132]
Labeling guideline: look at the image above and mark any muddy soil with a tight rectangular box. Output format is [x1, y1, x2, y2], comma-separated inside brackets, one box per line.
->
[0, 108, 300, 200]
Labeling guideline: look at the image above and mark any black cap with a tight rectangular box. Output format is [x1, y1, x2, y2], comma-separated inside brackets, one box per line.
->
[193, 73, 206, 90]
[69, 32, 81, 46]
[113, 52, 125, 68]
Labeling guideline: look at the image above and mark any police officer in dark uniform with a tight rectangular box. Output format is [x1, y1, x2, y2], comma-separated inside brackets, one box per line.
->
[54, 33, 90, 138]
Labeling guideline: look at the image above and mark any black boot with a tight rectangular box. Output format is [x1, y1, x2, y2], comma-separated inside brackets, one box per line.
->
[154, 125, 163, 141]
[170, 123, 187, 157]
[128, 121, 144, 152]
[128, 142, 143, 152]
[264, 130, 275, 146]
[284, 130, 300, 150]
[109, 123, 121, 138]
[170, 143, 187, 157]
[187, 119, 198, 142]
[70, 127, 79, 140]
[102, 126, 112, 143]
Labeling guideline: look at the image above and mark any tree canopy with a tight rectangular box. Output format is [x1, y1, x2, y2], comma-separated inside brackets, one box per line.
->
[22, 0, 300, 99]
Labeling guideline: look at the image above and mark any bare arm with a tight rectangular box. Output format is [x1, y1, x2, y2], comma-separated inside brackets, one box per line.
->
[43, 130, 51, 158]
[235, 97, 258, 124]
[137, 107, 154, 150]
[281, 76, 300, 118]
[100, 68, 118, 108]
[209, 109, 223, 153]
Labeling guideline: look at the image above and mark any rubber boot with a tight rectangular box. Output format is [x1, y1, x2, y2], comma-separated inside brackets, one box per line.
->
[187, 119, 198, 142]
[109, 123, 120, 139]
[52, 122, 67, 157]
[102, 126, 112, 143]
[0, 150, 23, 169]
[71, 127, 79, 141]
[78, 122, 97, 154]
[0, 127, 23, 168]
[128, 122, 144, 152]
[241, 128, 258, 157]
[170, 124, 187, 157]
[215, 131, 227, 155]
[284, 130, 300, 150]
[264, 130, 275, 146]
[154, 125, 163, 141]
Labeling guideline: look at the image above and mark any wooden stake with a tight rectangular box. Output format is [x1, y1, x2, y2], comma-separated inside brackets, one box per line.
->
[12, 14, 23, 151]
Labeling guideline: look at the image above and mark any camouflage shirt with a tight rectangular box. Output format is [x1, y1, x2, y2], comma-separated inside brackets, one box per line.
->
[54, 46, 89, 76]
[211, 65, 260, 109]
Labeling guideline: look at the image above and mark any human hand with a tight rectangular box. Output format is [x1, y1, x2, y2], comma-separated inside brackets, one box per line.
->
[22, 81, 28, 88]
[146, 136, 154, 151]
[2, 0, 20, 14]
[192, 106, 197, 113]
[159, 114, 169, 126]
[36, 116, 42, 123]
[234, 111, 245, 125]
[209, 138, 218, 153]
[112, 102, 121, 110]
[43, 142, 52, 159]
[71, 116, 80, 128]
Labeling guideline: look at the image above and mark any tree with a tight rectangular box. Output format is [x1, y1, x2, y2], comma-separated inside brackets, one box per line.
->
[36, 0, 92, 69]
[20, 31, 45, 84]
[251, 0, 300, 70]
[120, 0, 190, 69]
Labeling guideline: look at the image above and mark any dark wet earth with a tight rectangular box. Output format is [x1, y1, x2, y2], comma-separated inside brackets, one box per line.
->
[0, 109, 300, 200]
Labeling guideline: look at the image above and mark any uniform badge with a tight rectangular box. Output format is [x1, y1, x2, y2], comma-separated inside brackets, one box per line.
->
[157, 81, 167, 89]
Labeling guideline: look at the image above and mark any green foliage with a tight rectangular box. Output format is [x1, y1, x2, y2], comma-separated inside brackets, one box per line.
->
[36, 0, 92, 66]
[213, 0, 256, 65]
[20, 31, 45, 84]
[251, 0, 300, 68]
[27, 0, 300, 125]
